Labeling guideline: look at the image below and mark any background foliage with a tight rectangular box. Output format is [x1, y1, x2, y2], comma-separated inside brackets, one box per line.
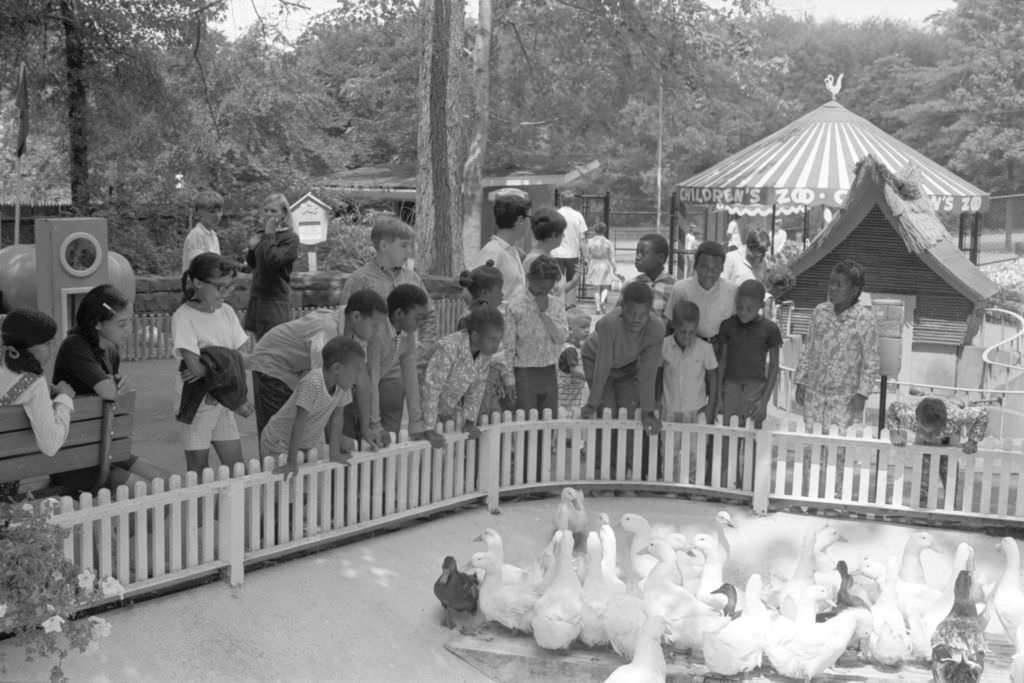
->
[1, 0, 1021, 273]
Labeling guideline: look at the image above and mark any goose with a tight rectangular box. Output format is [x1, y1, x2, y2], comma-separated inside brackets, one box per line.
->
[554, 487, 588, 550]
[779, 525, 844, 619]
[620, 513, 665, 582]
[864, 557, 912, 667]
[604, 590, 647, 660]
[473, 528, 534, 586]
[994, 537, 1024, 647]
[701, 574, 771, 676]
[532, 530, 584, 650]
[470, 550, 540, 632]
[603, 615, 667, 683]
[766, 606, 871, 681]
[581, 531, 615, 647]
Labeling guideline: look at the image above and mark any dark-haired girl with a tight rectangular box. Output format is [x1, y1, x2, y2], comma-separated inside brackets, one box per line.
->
[0, 309, 76, 458]
[53, 284, 132, 401]
[174, 252, 250, 471]
[457, 261, 511, 415]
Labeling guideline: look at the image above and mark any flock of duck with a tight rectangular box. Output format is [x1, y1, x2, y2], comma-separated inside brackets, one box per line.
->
[433, 488, 1024, 682]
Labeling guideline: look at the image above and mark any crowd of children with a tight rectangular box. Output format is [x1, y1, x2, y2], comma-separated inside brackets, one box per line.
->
[3, 187, 927, 500]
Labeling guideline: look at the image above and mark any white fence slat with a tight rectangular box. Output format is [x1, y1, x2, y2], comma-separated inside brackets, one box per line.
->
[501, 428, 512, 487]
[361, 460, 373, 519]
[346, 462, 358, 525]
[385, 453, 398, 515]
[201, 469, 216, 563]
[526, 412, 538, 484]
[540, 421, 552, 484]
[629, 421, 642, 482]
[277, 472, 291, 545]
[663, 428, 676, 483]
[466, 436, 478, 493]
[133, 481, 149, 581]
[554, 423, 566, 482]
[443, 442, 455, 499]
[875, 448, 889, 505]
[646, 431, 659, 482]
[185, 472, 201, 567]
[79, 493, 95, 573]
[168, 478, 182, 572]
[962, 454, 976, 513]
[430, 446, 443, 505]
[115, 486, 131, 583]
[926, 451, 941, 510]
[709, 431, 723, 489]
[840, 447, 854, 502]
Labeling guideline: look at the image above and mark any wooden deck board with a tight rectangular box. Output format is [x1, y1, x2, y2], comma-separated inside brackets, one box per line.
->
[446, 628, 1015, 682]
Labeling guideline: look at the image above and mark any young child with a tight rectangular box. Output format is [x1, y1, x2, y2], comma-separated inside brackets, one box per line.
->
[422, 307, 505, 437]
[53, 284, 132, 400]
[723, 230, 769, 286]
[458, 261, 503, 316]
[457, 261, 510, 417]
[666, 240, 736, 348]
[586, 222, 620, 314]
[794, 259, 879, 430]
[174, 252, 250, 472]
[661, 301, 718, 423]
[503, 255, 568, 414]
[523, 208, 568, 298]
[474, 188, 531, 301]
[265, 336, 366, 479]
[244, 192, 300, 341]
[581, 281, 664, 433]
[629, 233, 675, 329]
[717, 280, 782, 428]
[0, 309, 76, 459]
[557, 310, 591, 414]
[182, 190, 224, 274]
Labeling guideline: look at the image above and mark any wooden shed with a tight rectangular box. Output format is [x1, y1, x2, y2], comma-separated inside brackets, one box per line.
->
[783, 155, 998, 385]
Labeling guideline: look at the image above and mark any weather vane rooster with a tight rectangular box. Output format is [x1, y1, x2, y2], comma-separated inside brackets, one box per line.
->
[824, 73, 844, 101]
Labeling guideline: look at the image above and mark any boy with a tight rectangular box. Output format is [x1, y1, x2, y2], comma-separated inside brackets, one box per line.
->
[662, 301, 718, 423]
[717, 279, 782, 428]
[249, 289, 386, 440]
[629, 233, 675, 329]
[581, 282, 664, 434]
[474, 188, 531, 301]
[343, 284, 445, 449]
[666, 241, 737, 350]
[503, 255, 568, 414]
[558, 310, 591, 414]
[266, 336, 365, 479]
[523, 208, 568, 297]
[182, 190, 223, 273]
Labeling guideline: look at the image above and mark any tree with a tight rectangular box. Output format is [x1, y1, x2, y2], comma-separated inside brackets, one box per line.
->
[461, 0, 492, 266]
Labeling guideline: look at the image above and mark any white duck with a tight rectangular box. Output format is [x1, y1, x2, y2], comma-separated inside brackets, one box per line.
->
[779, 525, 844, 619]
[599, 513, 626, 590]
[864, 557, 913, 667]
[621, 513, 666, 583]
[766, 606, 871, 681]
[604, 590, 647, 660]
[1012, 623, 1024, 683]
[642, 539, 683, 591]
[470, 550, 540, 632]
[603, 615, 667, 683]
[701, 573, 772, 676]
[644, 567, 729, 654]
[473, 528, 534, 586]
[531, 530, 583, 650]
[691, 533, 729, 611]
[714, 510, 738, 561]
[994, 536, 1024, 646]
[851, 556, 885, 606]
[896, 531, 944, 634]
[581, 531, 616, 648]
[811, 525, 847, 598]
[554, 487, 588, 549]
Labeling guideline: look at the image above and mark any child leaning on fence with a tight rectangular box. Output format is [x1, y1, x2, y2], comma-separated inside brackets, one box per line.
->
[457, 261, 513, 417]
[422, 307, 505, 438]
[266, 336, 365, 479]
[557, 310, 591, 414]
[503, 255, 569, 415]
[886, 396, 989, 454]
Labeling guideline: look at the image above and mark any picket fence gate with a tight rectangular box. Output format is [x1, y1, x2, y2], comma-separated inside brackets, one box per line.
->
[45, 411, 1023, 605]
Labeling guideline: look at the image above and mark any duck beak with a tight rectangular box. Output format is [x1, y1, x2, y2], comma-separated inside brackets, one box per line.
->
[440, 568, 452, 584]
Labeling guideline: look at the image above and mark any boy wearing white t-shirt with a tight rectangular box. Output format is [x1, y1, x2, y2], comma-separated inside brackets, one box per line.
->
[181, 190, 224, 274]
[661, 300, 718, 423]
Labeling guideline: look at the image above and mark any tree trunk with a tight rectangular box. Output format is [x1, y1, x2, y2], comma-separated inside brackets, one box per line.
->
[416, 0, 466, 276]
[61, 0, 89, 212]
[461, 0, 492, 268]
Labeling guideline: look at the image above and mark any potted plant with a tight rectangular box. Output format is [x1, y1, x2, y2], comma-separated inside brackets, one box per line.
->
[1, 499, 122, 682]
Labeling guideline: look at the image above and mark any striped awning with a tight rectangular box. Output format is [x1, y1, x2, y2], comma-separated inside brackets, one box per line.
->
[677, 101, 989, 214]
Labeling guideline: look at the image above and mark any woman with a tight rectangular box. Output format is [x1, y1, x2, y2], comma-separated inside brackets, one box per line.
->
[794, 259, 879, 430]
[243, 193, 300, 341]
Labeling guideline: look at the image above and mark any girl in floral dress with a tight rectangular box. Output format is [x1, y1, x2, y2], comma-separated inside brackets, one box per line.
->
[794, 259, 880, 430]
[585, 223, 620, 314]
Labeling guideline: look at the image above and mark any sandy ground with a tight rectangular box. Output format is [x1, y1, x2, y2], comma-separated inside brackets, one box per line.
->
[1, 493, 1017, 683]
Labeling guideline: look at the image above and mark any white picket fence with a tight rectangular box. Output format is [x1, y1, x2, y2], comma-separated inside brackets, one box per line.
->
[46, 411, 1023, 603]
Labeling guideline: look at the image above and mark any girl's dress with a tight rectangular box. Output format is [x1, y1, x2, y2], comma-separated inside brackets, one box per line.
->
[585, 235, 616, 287]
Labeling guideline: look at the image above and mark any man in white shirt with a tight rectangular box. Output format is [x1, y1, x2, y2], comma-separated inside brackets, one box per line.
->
[474, 188, 531, 301]
[726, 217, 743, 251]
[553, 189, 588, 307]
[182, 190, 224, 273]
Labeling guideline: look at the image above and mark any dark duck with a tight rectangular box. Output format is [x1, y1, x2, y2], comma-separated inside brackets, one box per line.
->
[433, 555, 479, 629]
[931, 569, 985, 683]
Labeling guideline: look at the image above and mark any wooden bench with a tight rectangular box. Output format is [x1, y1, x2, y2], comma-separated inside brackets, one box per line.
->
[0, 391, 136, 494]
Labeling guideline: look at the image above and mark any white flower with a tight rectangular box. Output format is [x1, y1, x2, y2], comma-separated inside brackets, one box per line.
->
[0, 603, 7, 618]
[41, 615, 65, 634]
[88, 616, 112, 638]
[99, 576, 125, 600]
[77, 569, 97, 593]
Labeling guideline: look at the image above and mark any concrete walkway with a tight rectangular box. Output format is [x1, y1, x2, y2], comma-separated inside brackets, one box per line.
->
[1, 493, 1015, 683]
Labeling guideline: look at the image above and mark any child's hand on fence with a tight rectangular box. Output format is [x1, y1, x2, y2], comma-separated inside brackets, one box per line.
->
[500, 381, 517, 402]
[641, 410, 661, 435]
[338, 436, 357, 454]
[752, 399, 768, 424]
[364, 426, 390, 450]
[413, 429, 447, 449]
[581, 404, 596, 419]
[274, 459, 298, 481]
[462, 421, 481, 439]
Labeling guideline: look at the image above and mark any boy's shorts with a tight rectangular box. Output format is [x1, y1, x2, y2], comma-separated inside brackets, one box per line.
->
[721, 380, 766, 422]
[180, 400, 240, 450]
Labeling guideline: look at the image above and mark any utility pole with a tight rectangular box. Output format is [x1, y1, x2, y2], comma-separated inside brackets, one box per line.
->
[656, 73, 664, 231]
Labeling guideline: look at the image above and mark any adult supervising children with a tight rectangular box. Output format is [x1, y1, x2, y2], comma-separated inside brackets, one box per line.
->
[474, 188, 531, 302]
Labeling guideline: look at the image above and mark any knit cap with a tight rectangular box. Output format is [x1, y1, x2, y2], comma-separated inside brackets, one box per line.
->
[1, 308, 58, 349]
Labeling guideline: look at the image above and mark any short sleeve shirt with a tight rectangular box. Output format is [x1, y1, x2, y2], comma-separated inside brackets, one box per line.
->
[718, 315, 783, 382]
[661, 336, 717, 414]
[171, 303, 249, 400]
[182, 223, 220, 274]
[53, 332, 120, 395]
[260, 368, 352, 456]
[250, 309, 345, 389]
[666, 277, 737, 340]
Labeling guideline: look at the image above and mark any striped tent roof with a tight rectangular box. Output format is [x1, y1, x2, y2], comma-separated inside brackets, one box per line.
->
[677, 100, 989, 214]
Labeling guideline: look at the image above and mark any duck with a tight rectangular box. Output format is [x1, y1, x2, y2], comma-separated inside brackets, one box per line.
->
[473, 528, 535, 586]
[603, 615, 667, 683]
[433, 555, 479, 629]
[766, 606, 871, 681]
[816, 560, 871, 621]
[604, 590, 648, 660]
[531, 530, 584, 650]
[599, 513, 626, 590]
[851, 556, 885, 605]
[690, 533, 729, 611]
[994, 536, 1024, 646]
[470, 550, 541, 633]
[811, 526, 847, 598]
[714, 510, 738, 561]
[924, 543, 986, 641]
[644, 568, 729, 654]
[779, 525, 844, 619]
[621, 513, 664, 583]
[701, 574, 771, 676]
[642, 539, 683, 590]
[864, 557, 912, 667]
[1011, 623, 1024, 683]
[554, 487, 588, 550]
[896, 531, 944, 636]
[931, 570, 985, 683]
[712, 582, 741, 619]
[581, 531, 616, 648]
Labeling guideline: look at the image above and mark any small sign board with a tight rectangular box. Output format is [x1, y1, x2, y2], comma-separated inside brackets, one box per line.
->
[290, 192, 332, 245]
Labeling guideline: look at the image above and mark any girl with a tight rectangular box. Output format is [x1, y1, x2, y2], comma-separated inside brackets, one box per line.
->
[422, 307, 504, 437]
[0, 309, 76, 461]
[53, 284, 132, 400]
[244, 192, 300, 341]
[174, 252, 250, 472]
[585, 222, 620, 314]
[458, 260, 503, 316]
[794, 259, 880, 430]
[457, 261, 510, 416]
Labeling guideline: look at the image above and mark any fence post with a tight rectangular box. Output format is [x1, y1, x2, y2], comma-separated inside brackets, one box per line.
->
[751, 428, 772, 515]
[218, 477, 245, 586]
[480, 423, 501, 514]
